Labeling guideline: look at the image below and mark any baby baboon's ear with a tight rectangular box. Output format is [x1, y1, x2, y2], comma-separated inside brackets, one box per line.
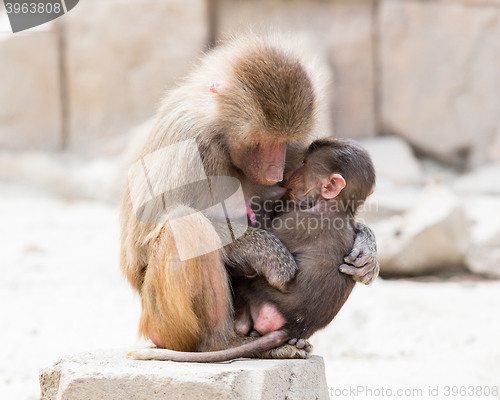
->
[321, 173, 345, 199]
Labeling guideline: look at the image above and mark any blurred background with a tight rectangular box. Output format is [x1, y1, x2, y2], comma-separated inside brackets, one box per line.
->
[1, 0, 499, 399]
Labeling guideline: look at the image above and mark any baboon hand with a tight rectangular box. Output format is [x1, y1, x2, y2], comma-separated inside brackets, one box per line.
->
[340, 222, 379, 285]
[340, 258, 379, 285]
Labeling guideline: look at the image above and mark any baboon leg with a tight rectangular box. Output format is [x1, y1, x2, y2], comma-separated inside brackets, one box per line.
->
[225, 227, 298, 291]
[138, 207, 233, 352]
[234, 304, 252, 336]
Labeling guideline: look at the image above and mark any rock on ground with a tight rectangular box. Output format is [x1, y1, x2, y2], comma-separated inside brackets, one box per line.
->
[40, 350, 328, 400]
[357, 180, 423, 225]
[461, 195, 500, 277]
[488, 126, 500, 162]
[453, 161, 500, 196]
[374, 185, 470, 275]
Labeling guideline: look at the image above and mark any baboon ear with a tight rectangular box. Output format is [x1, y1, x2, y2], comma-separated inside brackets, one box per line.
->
[209, 81, 227, 94]
[321, 173, 346, 199]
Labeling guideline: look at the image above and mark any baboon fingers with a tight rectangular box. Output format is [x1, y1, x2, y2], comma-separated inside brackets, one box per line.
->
[339, 257, 374, 274]
[344, 248, 360, 264]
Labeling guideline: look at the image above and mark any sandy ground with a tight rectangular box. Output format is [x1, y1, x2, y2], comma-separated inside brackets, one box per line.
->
[0, 183, 499, 400]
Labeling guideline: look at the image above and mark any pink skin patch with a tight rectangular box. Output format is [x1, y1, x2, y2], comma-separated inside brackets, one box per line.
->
[209, 81, 225, 94]
[253, 303, 286, 335]
[246, 204, 257, 226]
[149, 331, 164, 348]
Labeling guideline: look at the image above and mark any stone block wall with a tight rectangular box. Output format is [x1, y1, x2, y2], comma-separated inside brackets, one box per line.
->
[380, 0, 500, 168]
[1, 0, 500, 168]
[214, 0, 377, 140]
[63, 0, 208, 150]
[0, 19, 62, 150]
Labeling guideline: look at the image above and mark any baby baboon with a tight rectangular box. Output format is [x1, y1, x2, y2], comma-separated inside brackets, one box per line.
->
[129, 138, 376, 362]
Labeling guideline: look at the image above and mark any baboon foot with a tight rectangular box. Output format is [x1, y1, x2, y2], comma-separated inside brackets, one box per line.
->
[258, 338, 313, 359]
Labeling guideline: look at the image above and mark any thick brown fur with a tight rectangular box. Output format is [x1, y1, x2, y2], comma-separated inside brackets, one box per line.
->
[129, 138, 376, 362]
[120, 34, 323, 354]
[138, 208, 232, 352]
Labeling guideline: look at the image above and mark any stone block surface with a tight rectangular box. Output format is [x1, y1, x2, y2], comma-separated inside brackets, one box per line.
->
[64, 0, 208, 149]
[40, 348, 329, 400]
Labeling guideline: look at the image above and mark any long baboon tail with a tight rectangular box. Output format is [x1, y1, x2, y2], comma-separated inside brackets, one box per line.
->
[128, 330, 289, 362]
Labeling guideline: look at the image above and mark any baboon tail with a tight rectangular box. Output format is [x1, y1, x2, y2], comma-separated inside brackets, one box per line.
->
[128, 330, 289, 362]
[139, 206, 232, 352]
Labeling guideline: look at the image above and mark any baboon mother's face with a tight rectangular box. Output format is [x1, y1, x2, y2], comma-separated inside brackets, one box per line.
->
[229, 135, 287, 186]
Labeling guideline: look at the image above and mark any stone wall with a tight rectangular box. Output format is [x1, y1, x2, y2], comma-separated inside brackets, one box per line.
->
[1, 0, 499, 167]
[0, 0, 208, 151]
[380, 0, 500, 168]
[63, 0, 208, 150]
[214, 0, 377, 140]
[0, 16, 62, 150]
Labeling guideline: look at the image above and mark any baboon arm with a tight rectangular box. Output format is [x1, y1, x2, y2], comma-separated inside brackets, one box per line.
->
[224, 227, 297, 291]
[340, 221, 379, 285]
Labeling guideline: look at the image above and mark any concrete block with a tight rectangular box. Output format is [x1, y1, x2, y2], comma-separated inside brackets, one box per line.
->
[40, 348, 329, 400]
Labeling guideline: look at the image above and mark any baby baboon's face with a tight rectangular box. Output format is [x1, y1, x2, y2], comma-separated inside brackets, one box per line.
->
[283, 156, 323, 204]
